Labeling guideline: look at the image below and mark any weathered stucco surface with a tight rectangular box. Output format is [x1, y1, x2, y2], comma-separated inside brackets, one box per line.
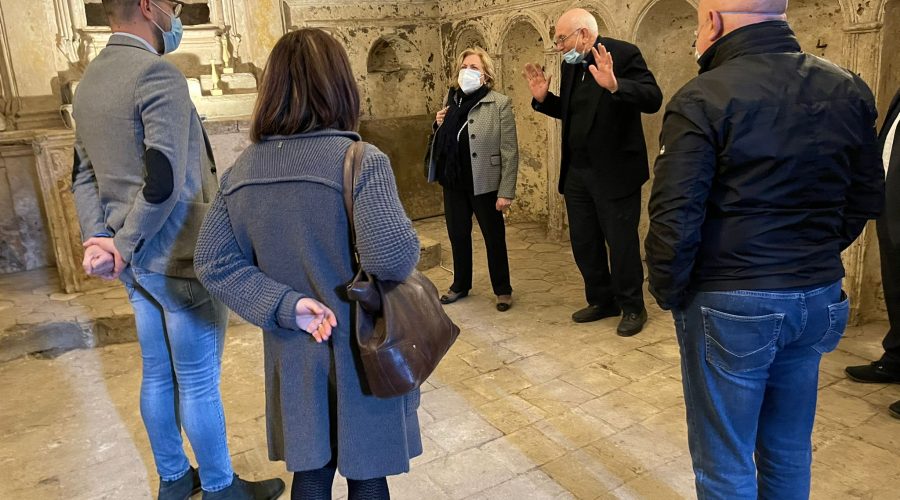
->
[0, 0, 897, 321]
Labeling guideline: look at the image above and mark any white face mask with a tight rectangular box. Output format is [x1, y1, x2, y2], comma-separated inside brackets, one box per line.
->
[458, 68, 483, 94]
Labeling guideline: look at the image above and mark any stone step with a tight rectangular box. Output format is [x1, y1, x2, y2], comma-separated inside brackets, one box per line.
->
[1, 238, 442, 362]
[418, 236, 441, 271]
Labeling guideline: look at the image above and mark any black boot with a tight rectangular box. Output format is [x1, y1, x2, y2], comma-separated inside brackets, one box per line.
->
[158, 466, 201, 500]
[890, 400, 900, 419]
[202, 475, 285, 500]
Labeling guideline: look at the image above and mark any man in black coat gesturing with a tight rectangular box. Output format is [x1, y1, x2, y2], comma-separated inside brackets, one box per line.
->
[523, 8, 662, 336]
[846, 87, 900, 419]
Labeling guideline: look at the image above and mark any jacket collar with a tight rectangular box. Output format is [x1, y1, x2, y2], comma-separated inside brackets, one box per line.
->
[108, 33, 159, 55]
[697, 21, 800, 74]
[260, 129, 361, 142]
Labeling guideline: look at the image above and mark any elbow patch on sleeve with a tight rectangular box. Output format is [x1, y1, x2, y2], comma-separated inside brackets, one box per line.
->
[143, 148, 174, 204]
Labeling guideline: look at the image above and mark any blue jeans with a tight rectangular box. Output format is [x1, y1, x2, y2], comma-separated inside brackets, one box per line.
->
[673, 280, 849, 500]
[124, 268, 233, 492]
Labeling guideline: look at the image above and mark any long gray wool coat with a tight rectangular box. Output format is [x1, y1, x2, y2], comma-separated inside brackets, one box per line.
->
[194, 129, 422, 479]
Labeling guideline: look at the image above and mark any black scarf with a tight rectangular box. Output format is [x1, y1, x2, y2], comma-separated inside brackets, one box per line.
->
[434, 85, 490, 187]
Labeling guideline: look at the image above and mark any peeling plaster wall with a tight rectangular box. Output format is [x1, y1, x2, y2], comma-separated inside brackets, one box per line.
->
[0, 0, 65, 124]
[284, 1, 445, 119]
[877, 0, 900, 116]
[501, 22, 549, 222]
[0, 139, 54, 273]
[635, 0, 697, 251]
[788, 0, 845, 63]
[284, 1, 446, 220]
[859, 0, 899, 323]
[0, 0, 896, 325]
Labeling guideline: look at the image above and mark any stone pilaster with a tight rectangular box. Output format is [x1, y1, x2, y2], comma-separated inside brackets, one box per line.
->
[32, 129, 110, 293]
[840, 21, 885, 324]
[544, 50, 566, 241]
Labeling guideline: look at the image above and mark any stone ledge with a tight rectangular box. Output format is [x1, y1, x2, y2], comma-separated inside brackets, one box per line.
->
[0, 313, 249, 363]
[419, 236, 441, 271]
[0, 237, 441, 363]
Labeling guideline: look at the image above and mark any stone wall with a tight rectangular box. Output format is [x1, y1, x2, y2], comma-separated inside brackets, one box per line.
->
[0, 0, 897, 321]
[0, 120, 254, 286]
[0, 133, 54, 273]
[635, 0, 697, 248]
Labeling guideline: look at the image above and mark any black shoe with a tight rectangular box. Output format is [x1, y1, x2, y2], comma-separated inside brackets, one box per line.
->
[496, 294, 512, 312]
[572, 304, 620, 323]
[890, 400, 900, 419]
[440, 289, 468, 304]
[617, 308, 648, 337]
[158, 466, 201, 500]
[202, 475, 285, 500]
[845, 361, 900, 384]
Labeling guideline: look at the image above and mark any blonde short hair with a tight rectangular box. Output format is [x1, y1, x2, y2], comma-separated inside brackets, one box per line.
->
[453, 48, 497, 89]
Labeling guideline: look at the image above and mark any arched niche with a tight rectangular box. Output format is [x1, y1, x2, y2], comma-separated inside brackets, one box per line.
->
[583, 8, 612, 38]
[444, 26, 488, 91]
[500, 19, 549, 222]
[787, 0, 845, 64]
[365, 35, 427, 118]
[877, 0, 900, 116]
[367, 36, 420, 73]
[634, 0, 697, 245]
[453, 27, 488, 56]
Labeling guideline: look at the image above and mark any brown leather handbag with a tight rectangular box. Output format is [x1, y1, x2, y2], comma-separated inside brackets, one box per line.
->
[343, 141, 460, 398]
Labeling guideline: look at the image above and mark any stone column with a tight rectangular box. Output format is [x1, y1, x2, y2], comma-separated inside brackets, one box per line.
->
[840, 21, 885, 324]
[543, 50, 566, 241]
[32, 129, 111, 293]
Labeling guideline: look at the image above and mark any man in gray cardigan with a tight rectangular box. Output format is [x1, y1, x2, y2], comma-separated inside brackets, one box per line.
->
[70, 1, 283, 499]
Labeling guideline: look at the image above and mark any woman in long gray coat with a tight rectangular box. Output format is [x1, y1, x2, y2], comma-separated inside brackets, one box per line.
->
[194, 29, 421, 500]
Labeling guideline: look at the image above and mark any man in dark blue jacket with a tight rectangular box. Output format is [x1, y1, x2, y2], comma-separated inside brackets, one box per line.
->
[846, 88, 900, 419]
[645, 0, 884, 497]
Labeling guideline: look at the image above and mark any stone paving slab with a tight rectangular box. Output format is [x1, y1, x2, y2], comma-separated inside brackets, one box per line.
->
[1, 218, 899, 499]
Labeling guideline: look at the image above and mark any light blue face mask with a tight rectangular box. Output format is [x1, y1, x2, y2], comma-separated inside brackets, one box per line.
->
[150, 1, 184, 54]
[562, 29, 586, 65]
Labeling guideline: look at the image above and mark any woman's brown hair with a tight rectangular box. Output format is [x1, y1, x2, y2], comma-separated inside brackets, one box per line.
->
[251, 28, 360, 142]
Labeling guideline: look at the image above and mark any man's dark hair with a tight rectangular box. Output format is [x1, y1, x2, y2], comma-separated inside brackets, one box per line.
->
[100, 0, 140, 23]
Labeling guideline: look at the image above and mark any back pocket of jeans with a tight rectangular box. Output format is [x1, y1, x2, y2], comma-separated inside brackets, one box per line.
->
[813, 291, 850, 355]
[702, 307, 784, 372]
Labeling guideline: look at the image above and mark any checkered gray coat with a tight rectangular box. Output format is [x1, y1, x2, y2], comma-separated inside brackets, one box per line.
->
[427, 90, 520, 198]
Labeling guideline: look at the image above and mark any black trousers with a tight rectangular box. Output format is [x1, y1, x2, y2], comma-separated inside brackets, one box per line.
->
[876, 218, 900, 369]
[563, 167, 645, 313]
[443, 188, 512, 296]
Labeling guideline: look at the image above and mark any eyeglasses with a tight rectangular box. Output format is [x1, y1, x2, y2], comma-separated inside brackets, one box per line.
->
[554, 27, 583, 47]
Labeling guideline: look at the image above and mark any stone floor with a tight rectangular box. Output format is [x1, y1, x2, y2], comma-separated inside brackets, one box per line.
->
[1, 218, 899, 499]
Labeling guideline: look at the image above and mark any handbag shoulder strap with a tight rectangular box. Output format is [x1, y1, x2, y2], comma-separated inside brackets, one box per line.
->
[343, 141, 367, 261]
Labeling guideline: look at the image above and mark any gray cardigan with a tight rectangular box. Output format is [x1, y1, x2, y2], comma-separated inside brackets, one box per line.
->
[194, 130, 422, 478]
[72, 35, 218, 278]
[427, 89, 520, 198]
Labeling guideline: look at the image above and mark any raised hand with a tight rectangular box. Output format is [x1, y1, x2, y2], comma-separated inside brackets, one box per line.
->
[522, 63, 551, 103]
[295, 298, 338, 343]
[588, 45, 618, 93]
